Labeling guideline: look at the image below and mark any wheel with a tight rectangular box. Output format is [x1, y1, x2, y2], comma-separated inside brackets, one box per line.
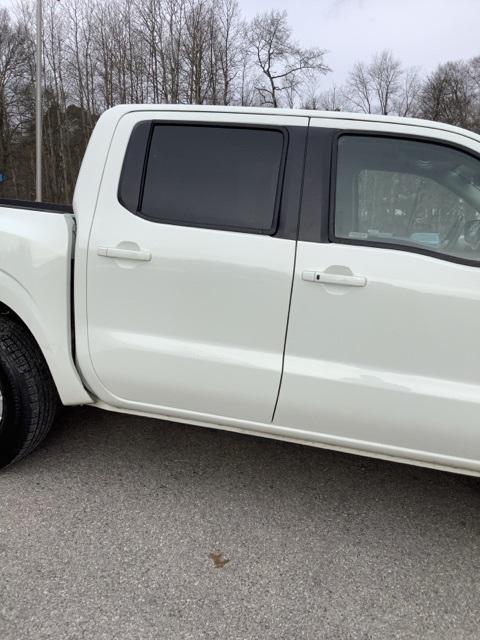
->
[0, 316, 58, 469]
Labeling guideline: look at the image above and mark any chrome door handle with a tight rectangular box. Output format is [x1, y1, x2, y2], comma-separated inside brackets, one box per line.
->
[97, 247, 152, 261]
[302, 270, 367, 287]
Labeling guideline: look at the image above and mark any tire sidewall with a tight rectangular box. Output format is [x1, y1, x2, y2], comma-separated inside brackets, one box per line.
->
[0, 342, 34, 468]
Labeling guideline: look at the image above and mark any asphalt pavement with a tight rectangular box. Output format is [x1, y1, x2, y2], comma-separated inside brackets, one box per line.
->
[1, 406, 479, 640]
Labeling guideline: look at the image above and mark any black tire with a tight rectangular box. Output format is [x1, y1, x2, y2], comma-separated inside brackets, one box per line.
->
[0, 316, 58, 469]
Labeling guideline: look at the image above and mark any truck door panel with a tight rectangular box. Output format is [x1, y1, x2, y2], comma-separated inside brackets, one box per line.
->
[86, 112, 308, 422]
[275, 123, 480, 463]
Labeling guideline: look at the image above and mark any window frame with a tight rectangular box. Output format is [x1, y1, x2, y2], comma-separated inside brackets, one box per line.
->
[329, 131, 480, 268]
[118, 120, 289, 236]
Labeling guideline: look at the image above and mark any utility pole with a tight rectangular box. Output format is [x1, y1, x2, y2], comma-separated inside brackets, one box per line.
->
[35, 0, 42, 202]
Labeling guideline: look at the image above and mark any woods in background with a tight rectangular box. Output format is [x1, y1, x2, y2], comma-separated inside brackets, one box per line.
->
[0, 0, 478, 204]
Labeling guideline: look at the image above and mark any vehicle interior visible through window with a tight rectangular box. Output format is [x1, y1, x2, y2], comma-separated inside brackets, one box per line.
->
[334, 135, 480, 263]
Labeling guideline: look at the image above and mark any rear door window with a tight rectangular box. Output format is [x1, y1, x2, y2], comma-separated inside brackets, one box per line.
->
[133, 124, 286, 234]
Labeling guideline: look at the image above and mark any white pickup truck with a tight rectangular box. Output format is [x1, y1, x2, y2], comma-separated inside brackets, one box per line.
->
[1, 105, 480, 475]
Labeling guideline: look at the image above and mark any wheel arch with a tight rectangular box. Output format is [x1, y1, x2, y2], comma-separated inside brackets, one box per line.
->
[0, 293, 92, 406]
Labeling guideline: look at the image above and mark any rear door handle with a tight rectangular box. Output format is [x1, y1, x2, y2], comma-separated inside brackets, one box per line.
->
[302, 270, 367, 287]
[97, 247, 152, 262]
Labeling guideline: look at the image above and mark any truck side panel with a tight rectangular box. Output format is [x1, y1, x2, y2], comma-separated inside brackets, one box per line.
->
[0, 208, 91, 405]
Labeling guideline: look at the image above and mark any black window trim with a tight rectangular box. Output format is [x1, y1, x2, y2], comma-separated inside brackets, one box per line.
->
[297, 126, 336, 244]
[0, 198, 72, 214]
[329, 130, 480, 268]
[118, 120, 290, 237]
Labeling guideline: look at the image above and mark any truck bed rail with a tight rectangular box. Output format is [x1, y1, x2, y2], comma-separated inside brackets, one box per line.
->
[0, 198, 73, 214]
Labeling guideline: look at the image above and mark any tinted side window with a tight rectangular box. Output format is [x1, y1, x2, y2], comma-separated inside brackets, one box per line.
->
[138, 124, 285, 233]
[334, 136, 480, 263]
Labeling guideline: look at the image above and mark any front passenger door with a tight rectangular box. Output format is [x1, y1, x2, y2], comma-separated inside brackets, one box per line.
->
[275, 123, 480, 468]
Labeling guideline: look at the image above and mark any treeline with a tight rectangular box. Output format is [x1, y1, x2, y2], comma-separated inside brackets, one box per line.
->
[0, 0, 478, 204]
[318, 51, 480, 132]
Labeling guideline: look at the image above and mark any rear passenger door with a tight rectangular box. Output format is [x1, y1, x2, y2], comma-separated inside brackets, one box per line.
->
[275, 120, 480, 468]
[86, 111, 308, 423]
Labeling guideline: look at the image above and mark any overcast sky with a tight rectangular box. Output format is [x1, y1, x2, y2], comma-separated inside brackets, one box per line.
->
[240, 0, 480, 86]
[0, 0, 478, 88]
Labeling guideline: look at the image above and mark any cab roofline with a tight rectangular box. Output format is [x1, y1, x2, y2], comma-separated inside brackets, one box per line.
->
[103, 103, 480, 145]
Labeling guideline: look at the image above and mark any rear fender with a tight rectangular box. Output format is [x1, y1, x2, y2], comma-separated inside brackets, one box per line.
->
[0, 210, 91, 405]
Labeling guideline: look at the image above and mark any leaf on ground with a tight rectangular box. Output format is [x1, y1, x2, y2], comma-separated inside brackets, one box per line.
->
[209, 552, 230, 568]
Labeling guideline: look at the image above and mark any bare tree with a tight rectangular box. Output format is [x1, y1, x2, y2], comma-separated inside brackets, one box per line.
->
[214, 0, 244, 105]
[345, 50, 404, 115]
[302, 83, 346, 111]
[369, 50, 402, 115]
[247, 10, 329, 108]
[393, 66, 422, 117]
[0, 6, 31, 198]
[344, 61, 374, 113]
[470, 56, 480, 93]
[419, 61, 479, 130]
